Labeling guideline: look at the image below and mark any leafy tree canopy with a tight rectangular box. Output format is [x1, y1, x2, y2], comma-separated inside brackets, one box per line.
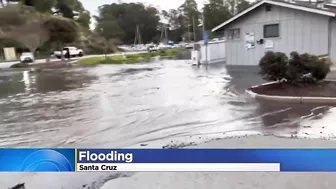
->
[95, 3, 160, 44]
[4, 0, 90, 29]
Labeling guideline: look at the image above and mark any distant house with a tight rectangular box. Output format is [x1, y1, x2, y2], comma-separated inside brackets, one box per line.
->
[212, 0, 336, 65]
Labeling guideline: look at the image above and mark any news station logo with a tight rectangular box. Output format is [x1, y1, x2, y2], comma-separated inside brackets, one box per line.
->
[0, 149, 75, 172]
[20, 149, 74, 172]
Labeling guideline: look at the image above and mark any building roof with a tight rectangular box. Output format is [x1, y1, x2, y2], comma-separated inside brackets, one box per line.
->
[212, 0, 336, 32]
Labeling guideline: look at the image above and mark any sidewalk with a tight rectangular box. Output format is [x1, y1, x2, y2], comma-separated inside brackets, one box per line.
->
[327, 65, 336, 80]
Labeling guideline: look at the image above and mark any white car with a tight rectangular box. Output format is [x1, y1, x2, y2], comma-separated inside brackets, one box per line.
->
[148, 45, 158, 52]
[20, 52, 34, 63]
[54, 46, 84, 59]
[157, 44, 169, 50]
[185, 43, 194, 49]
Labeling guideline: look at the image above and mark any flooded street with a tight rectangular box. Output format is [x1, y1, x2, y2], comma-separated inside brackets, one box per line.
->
[1, 60, 336, 189]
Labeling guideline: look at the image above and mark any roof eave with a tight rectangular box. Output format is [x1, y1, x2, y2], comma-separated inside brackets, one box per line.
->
[211, 0, 336, 32]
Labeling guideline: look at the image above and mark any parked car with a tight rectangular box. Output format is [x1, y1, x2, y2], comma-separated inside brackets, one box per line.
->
[157, 44, 169, 50]
[185, 43, 194, 49]
[54, 46, 84, 59]
[20, 52, 34, 63]
[148, 45, 158, 52]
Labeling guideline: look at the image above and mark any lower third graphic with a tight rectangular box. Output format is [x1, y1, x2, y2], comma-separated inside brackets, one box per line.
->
[0, 148, 75, 172]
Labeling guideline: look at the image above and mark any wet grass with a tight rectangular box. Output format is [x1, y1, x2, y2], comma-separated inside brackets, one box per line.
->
[77, 55, 146, 65]
[77, 48, 186, 65]
[9, 63, 30, 68]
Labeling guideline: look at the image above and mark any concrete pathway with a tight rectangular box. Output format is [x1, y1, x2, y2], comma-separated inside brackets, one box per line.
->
[327, 66, 336, 80]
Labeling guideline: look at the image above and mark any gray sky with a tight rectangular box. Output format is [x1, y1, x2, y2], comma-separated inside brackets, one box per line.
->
[82, 0, 205, 15]
[81, 0, 205, 28]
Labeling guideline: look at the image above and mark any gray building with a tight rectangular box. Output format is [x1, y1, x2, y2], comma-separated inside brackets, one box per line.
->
[212, 0, 336, 65]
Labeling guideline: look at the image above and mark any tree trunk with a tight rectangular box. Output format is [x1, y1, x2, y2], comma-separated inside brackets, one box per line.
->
[105, 41, 109, 59]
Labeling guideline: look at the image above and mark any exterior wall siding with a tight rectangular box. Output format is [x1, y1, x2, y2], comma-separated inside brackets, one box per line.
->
[224, 4, 330, 65]
[330, 18, 336, 62]
[200, 41, 226, 64]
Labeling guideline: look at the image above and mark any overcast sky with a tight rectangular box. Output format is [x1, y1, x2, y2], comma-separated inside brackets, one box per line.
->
[81, 0, 206, 28]
[82, 0, 205, 15]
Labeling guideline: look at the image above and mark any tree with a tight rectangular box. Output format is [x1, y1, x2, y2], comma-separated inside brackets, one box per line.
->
[76, 10, 90, 29]
[0, 5, 26, 28]
[5, 20, 50, 57]
[43, 16, 79, 60]
[4, 0, 55, 12]
[95, 18, 123, 57]
[161, 9, 186, 42]
[95, 3, 160, 44]
[236, 0, 251, 14]
[0, 6, 50, 59]
[224, 0, 251, 15]
[27, 0, 56, 13]
[8, 0, 91, 29]
[179, 0, 200, 41]
[203, 0, 232, 31]
[54, 0, 75, 19]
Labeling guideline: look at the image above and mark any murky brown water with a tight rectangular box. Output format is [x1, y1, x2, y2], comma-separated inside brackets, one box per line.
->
[1, 60, 336, 189]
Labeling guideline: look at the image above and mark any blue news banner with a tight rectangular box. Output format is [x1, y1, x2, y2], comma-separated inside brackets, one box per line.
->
[2, 149, 336, 172]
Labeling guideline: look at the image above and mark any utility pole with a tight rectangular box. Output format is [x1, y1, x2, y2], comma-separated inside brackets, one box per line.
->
[202, 3, 208, 69]
[187, 19, 191, 42]
[134, 25, 141, 46]
[138, 25, 142, 45]
[160, 25, 164, 43]
[165, 24, 168, 44]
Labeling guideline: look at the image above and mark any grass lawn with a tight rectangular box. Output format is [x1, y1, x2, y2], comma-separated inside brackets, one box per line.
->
[77, 48, 186, 65]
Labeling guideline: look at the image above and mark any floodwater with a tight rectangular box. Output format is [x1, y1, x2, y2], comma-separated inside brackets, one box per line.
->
[1, 60, 336, 189]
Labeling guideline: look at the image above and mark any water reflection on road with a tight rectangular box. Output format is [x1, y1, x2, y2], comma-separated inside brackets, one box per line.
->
[0, 61, 335, 149]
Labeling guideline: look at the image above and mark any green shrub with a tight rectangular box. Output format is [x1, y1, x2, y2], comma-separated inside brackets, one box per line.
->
[259, 51, 288, 81]
[10, 63, 29, 68]
[259, 51, 332, 83]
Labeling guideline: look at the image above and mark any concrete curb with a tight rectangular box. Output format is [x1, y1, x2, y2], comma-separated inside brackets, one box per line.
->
[246, 80, 336, 104]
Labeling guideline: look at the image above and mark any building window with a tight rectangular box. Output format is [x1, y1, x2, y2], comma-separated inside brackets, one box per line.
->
[233, 29, 240, 39]
[226, 28, 240, 40]
[264, 24, 279, 38]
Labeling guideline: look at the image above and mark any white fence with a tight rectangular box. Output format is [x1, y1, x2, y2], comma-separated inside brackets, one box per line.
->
[200, 40, 226, 64]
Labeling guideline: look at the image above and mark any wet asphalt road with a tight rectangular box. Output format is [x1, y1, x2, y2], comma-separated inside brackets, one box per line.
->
[1, 60, 336, 189]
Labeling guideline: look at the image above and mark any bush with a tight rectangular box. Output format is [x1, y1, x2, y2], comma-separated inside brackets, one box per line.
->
[10, 63, 29, 68]
[259, 51, 332, 83]
[259, 51, 288, 81]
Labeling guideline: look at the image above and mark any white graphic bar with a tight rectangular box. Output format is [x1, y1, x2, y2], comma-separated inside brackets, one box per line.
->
[76, 163, 280, 172]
